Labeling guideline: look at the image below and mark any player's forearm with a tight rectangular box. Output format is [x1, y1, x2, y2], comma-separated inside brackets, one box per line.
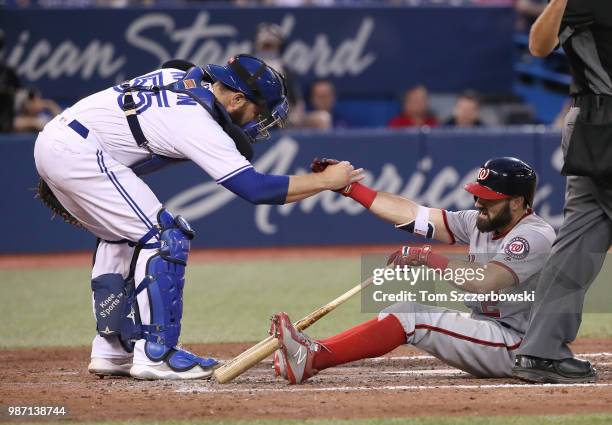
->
[222, 170, 344, 205]
[369, 191, 420, 225]
[284, 162, 363, 204]
[221, 168, 289, 205]
[389, 247, 505, 292]
[444, 261, 493, 293]
[529, 0, 567, 57]
[285, 174, 327, 202]
[347, 188, 452, 244]
[444, 260, 514, 294]
[285, 188, 320, 203]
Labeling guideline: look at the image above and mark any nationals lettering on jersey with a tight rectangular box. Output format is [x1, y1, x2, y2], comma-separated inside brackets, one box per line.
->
[443, 209, 556, 333]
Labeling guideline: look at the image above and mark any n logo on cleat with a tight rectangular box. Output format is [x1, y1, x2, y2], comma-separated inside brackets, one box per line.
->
[293, 346, 306, 365]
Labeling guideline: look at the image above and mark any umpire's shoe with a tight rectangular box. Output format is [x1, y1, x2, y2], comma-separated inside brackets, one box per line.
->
[512, 355, 597, 384]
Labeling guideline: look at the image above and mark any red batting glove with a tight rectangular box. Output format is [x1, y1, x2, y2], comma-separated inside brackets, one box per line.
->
[310, 157, 377, 208]
[387, 245, 449, 271]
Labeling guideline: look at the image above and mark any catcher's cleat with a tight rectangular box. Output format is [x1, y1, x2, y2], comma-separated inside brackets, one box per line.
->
[270, 312, 324, 384]
[130, 347, 219, 380]
[88, 357, 133, 378]
[512, 355, 598, 384]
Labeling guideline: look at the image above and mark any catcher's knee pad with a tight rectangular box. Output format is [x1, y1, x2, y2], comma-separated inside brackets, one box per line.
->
[92, 273, 140, 352]
[139, 209, 195, 362]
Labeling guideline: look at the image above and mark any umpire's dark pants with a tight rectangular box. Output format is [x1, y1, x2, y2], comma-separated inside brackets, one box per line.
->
[517, 106, 612, 359]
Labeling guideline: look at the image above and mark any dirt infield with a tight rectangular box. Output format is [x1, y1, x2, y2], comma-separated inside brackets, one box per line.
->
[1, 339, 611, 422]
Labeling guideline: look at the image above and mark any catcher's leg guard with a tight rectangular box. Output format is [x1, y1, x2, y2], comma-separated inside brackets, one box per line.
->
[91, 272, 140, 353]
[134, 209, 218, 376]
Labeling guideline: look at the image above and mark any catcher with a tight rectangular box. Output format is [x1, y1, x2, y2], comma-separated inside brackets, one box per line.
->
[34, 55, 362, 380]
[271, 157, 563, 383]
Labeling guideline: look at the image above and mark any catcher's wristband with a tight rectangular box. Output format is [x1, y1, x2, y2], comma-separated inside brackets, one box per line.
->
[341, 183, 377, 209]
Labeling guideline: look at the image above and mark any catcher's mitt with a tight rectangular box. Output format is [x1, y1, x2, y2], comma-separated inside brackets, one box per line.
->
[36, 178, 82, 227]
[310, 157, 339, 173]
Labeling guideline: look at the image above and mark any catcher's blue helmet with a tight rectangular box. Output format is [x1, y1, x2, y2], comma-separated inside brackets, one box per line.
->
[205, 54, 289, 142]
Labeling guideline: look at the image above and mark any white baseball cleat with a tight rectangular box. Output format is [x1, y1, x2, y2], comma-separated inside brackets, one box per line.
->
[130, 363, 215, 380]
[270, 312, 323, 384]
[88, 357, 133, 378]
[130, 347, 219, 380]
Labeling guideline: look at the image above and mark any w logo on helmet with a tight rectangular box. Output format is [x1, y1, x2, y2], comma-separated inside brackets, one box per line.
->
[477, 168, 490, 181]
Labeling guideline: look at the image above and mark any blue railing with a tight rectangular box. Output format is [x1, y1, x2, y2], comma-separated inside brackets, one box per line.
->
[513, 33, 570, 124]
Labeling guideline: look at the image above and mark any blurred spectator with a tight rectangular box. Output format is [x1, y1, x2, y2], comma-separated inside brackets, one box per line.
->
[444, 91, 484, 128]
[515, 0, 547, 33]
[253, 22, 306, 127]
[302, 110, 332, 129]
[0, 29, 21, 133]
[13, 87, 61, 133]
[261, 0, 335, 5]
[307, 79, 348, 129]
[388, 85, 438, 128]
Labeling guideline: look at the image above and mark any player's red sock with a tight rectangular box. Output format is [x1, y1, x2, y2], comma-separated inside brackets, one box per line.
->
[313, 315, 406, 371]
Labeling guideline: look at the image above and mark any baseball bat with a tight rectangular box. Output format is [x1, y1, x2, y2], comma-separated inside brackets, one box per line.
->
[213, 266, 387, 384]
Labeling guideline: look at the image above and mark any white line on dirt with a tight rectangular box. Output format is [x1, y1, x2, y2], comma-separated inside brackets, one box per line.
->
[365, 352, 612, 361]
[176, 382, 612, 395]
[246, 368, 467, 376]
[380, 369, 468, 376]
[576, 352, 612, 358]
[367, 355, 435, 361]
[259, 355, 435, 363]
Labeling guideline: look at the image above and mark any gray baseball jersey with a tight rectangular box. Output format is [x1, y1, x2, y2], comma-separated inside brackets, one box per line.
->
[442, 209, 556, 333]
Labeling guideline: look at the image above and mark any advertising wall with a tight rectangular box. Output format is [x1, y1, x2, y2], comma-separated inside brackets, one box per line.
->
[0, 6, 514, 104]
[4, 128, 565, 253]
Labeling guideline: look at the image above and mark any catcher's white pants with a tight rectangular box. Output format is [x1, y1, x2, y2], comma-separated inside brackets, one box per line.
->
[379, 302, 523, 377]
[34, 112, 164, 366]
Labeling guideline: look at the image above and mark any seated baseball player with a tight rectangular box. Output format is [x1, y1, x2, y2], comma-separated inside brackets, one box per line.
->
[271, 157, 557, 383]
[34, 55, 363, 380]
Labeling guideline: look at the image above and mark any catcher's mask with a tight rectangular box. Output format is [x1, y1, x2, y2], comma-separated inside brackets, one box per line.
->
[205, 54, 289, 143]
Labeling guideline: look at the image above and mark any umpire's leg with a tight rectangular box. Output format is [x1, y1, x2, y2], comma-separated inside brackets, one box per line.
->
[514, 174, 612, 382]
[518, 175, 612, 359]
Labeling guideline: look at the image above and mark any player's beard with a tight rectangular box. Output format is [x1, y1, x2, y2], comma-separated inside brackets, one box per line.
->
[476, 202, 512, 233]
